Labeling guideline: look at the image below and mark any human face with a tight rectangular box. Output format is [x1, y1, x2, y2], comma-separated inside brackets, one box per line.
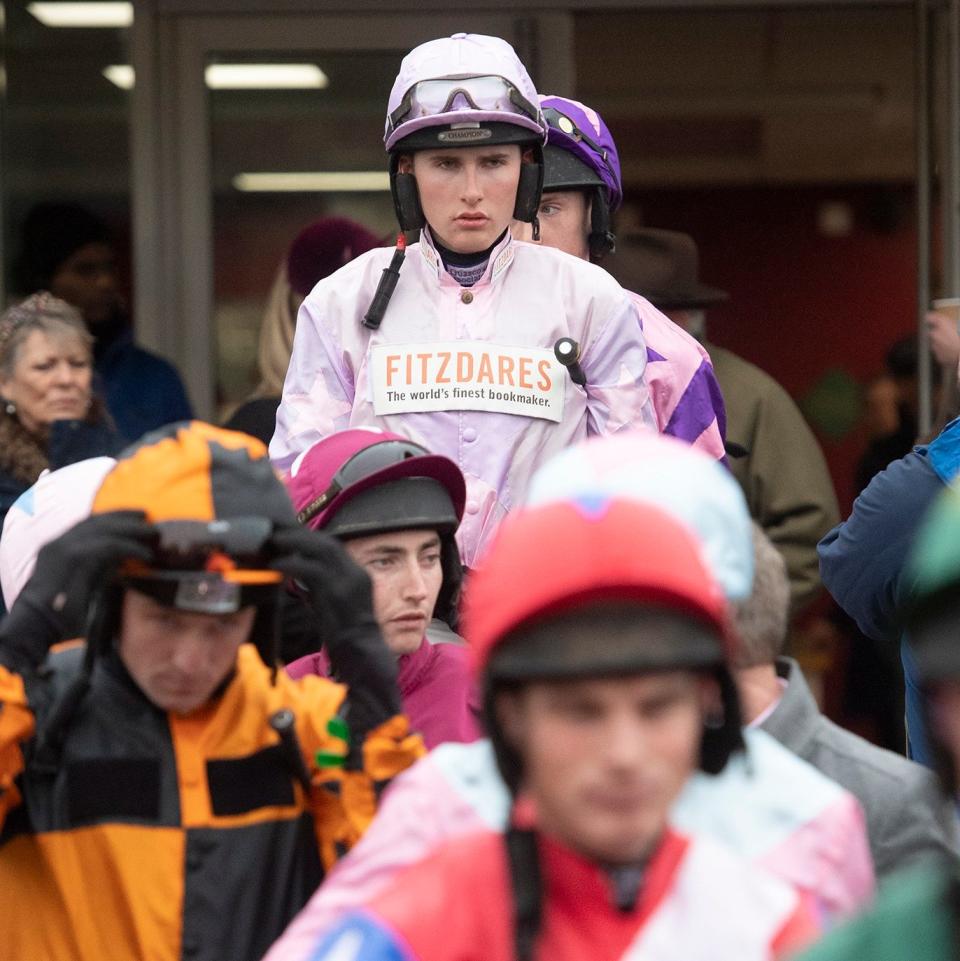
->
[344, 529, 442, 655]
[118, 590, 255, 715]
[402, 145, 522, 254]
[0, 329, 92, 435]
[666, 309, 706, 342]
[49, 241, 119, 327]
[497, 671, 707, 864]
[929, 678, 960, 788]
[513, 190, 591, 261]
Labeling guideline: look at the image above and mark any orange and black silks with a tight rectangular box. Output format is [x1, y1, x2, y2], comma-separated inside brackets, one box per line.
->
[0, 643, 424, 961]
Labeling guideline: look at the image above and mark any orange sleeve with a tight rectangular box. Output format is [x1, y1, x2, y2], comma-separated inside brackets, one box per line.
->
[772, 892, 822, 959]
[284, 673, 425, 869]
[0, 666, 37, 829]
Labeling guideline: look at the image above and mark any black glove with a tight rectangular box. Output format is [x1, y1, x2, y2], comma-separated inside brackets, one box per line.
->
[0, 510, 156, 670]
[267, 525, 401, 741]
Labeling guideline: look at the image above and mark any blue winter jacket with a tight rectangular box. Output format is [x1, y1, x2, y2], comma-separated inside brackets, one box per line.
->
[818, 417, 960, 766]
[95, 329, 193, 443]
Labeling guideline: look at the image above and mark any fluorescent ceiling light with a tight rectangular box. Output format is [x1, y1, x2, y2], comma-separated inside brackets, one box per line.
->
[27, 2, 133, 28]
[205, 64, 328, 90]
[101, 63, 329, 90]
[102, 64, 134, 90]
[233, 172, 390, 193]
[103, 63, 328, 91]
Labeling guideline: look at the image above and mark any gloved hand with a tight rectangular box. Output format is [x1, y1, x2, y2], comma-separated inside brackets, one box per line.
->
[267, 525, 401, 739]
[0, 510, 156, 670]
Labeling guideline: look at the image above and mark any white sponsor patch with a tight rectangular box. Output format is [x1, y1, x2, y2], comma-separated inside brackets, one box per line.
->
[370, 341, 565, 422]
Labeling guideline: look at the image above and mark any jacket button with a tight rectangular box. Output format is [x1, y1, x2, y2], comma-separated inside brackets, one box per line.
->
[465, 501, 479, 514]
[460, 290, 474, 304]
[462, 427, 477, 442]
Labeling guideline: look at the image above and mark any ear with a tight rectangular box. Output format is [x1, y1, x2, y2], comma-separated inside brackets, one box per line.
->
[494, 688, 529, 751]
[397, 154, 414, 175]
[698, 674, 724, 727]
[521, 146, 535, 165]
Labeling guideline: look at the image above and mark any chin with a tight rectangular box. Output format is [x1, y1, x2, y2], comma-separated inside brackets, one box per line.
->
[152, 690, 207, 715]
[581, 826, 659, 865]
[384, 631, 423, 656]
[169, 699, 208, 716]
[577, 809, 663, 863]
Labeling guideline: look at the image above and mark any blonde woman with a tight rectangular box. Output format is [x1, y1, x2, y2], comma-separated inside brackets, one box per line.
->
[0, 293, 119, 606]
[225, 218, 380, 443]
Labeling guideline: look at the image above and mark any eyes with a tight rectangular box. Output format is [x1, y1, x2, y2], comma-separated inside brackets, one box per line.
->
[30, 357, 92, 374]
[367, 551, 441, 573]
[428, 154, 511, 172]
[548, 690, 689, 725]
[145, 608, 243, 635]
[70, 260, 116, 279]
[30, 357, 91, 374]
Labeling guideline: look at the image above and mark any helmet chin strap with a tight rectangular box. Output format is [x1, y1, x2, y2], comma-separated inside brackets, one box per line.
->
[588, 188, 616, 261]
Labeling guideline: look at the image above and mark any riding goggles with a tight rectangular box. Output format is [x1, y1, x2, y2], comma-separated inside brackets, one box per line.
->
[389, 75, 540, 131]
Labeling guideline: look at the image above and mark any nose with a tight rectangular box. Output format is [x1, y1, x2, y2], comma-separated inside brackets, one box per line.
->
[95, 265, 118, 292]
[400, 559, 429, 604]
[170, 632, 208, 676]
[603, 712, 645, 772]
[460, 162, 482, 205]
[52, 360, 77, 386]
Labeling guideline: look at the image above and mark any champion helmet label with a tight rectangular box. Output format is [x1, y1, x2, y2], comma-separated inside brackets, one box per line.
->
[437, 128, 493, 143]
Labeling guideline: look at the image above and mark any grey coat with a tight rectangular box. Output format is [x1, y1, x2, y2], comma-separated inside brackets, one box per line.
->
[760, 657, 958, 878]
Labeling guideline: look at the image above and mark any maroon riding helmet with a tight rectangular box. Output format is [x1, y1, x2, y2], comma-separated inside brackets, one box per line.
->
[285, 429, 466, 621]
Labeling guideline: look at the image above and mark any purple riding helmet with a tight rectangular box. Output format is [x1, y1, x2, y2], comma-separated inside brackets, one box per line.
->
[384, 33, 548, 233]
[539, 94, 623, 259]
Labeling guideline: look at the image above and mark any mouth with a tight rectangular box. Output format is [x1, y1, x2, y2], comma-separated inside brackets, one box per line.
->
[455, 213, 489, 226]
[391, 613, 428, 628]
[585, 788, 652, 814]
[157, 675, 198, 696]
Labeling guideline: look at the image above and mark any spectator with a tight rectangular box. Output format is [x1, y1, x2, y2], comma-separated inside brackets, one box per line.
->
[855, 335, 934, 494]
[0, 293, 119, 535]
[607, 227, 839, 614]
[16, 202, 193, 442]
[0, 421, 424, 961]
[284, 428, 480, 748]
[512, 94, 726, 459]
[796, 481, 960, 961]
[819, 403, 960, 766]
[305, 496, 817, 961]
[225, 218, 381, 445]
[270, 33, 656, 569]
[735, 522, 956, 877]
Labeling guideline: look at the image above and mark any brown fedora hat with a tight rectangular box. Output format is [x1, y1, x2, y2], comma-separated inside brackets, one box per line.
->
[605, 228, 728, 310]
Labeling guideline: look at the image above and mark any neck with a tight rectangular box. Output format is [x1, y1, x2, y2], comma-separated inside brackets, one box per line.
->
[734, 663, 782, 724]
[90, 309, 128, 360]
[431, 230, 507, 287]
